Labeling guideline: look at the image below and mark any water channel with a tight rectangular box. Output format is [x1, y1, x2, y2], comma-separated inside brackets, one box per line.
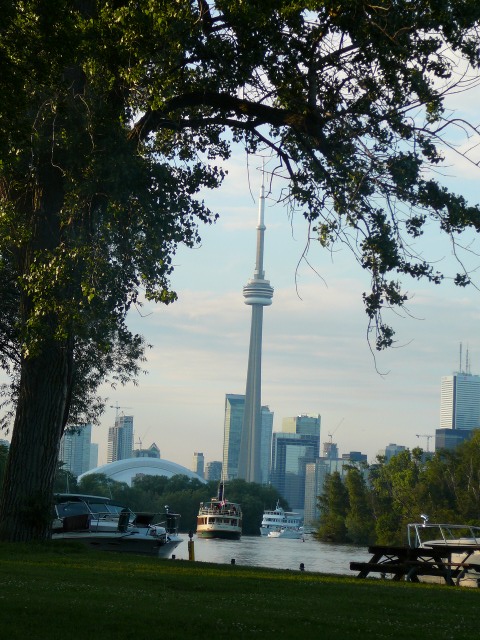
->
[171, 534, 371, 576]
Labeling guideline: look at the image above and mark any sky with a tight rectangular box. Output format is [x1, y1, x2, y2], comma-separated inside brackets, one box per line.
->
[91, 86, 480, 470]
[4, 55, 480, 473]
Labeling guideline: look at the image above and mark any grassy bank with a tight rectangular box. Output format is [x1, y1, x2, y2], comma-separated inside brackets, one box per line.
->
[0, 542, 478, 639]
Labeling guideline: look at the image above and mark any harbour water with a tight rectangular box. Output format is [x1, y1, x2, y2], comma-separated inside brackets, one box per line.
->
[172, 534, 371, 575]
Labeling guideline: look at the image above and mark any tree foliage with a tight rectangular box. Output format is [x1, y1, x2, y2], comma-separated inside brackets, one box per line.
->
[1, 1, 480, 540]
[344, 466, 375, 545]
[316, 471, 349, 542]
[67, 474, 283, 534]
[316, 433, 480, 545]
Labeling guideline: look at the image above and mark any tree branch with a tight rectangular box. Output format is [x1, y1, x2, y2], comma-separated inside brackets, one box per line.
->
[128, 91, 329, 150]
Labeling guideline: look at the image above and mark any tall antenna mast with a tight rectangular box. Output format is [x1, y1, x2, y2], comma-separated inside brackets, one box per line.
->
[466, 347, 470, 375]
[459, 342, 463, 373]
[237, 163, 274, 483]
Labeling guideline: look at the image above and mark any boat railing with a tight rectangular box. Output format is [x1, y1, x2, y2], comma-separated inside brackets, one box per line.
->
[407, 522, 480, 548]
[198, 506, 241, 516]
[198, 509, 241, 517]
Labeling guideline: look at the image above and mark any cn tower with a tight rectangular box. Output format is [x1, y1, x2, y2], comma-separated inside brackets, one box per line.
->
[237, 181, 274, 483]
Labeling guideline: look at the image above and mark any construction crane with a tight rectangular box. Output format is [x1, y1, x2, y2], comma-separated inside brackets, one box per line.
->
[328, 417, 344, 443]
[135, 428, 151, 451]
[416, 434, 433, 452]
[110, 403, 132, 418]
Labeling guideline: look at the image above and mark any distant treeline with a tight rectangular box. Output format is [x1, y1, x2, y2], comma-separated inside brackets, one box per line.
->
[317, 431, 480, 546]
[52, 469, 285, 535]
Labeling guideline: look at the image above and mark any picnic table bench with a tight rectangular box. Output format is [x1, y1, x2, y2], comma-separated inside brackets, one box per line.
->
[350, 545, 480, 586]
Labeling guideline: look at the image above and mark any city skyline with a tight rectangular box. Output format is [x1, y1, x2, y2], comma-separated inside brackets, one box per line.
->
[86, 143, 480, 469]
[82, 143, 480, 468]
[3, 88, 480, 471]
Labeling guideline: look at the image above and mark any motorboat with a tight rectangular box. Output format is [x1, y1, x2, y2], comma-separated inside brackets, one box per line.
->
[52, 493, 182, 557]
[196, 482, 242, 539]
[407, 515, 480, 549]
[407, 514, 480, 586]
[267, 526, 304, 540]
[260, 501, 304, 538]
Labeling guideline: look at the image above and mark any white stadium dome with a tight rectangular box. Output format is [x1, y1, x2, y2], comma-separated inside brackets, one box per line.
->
[78, 457, 206, 486]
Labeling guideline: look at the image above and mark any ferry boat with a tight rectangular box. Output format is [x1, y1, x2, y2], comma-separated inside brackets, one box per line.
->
[196, 483, 242, 539]
[260, 501, 304, 538]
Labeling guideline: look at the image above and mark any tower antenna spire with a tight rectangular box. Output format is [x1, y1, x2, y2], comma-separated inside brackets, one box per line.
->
[238, 168, 274, 483]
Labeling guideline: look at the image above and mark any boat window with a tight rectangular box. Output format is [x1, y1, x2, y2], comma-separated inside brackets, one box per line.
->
[87, 502, 111, 514]
[105, 504, 127, 515]
[56, 502, 89, 517]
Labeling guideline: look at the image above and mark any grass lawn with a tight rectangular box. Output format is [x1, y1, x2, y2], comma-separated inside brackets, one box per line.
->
[0, 542, 478, 639]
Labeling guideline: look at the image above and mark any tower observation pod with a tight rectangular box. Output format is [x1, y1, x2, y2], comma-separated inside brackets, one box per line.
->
[237, 181, 274, 484]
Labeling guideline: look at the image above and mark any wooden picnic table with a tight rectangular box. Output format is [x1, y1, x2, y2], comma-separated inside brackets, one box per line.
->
[350, 544, 480, 586]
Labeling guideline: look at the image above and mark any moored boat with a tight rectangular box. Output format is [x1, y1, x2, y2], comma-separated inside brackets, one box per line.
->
[267, 526, 304, 539]
[260, 501, 303, 537]
[196, 482, 242, 539]
[407, 514, 480, 586]
[407, 515, 480, 549]
[52, 493, 182, 558]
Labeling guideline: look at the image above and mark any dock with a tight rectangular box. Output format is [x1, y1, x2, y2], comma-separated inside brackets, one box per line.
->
[350, 545, 480, 586]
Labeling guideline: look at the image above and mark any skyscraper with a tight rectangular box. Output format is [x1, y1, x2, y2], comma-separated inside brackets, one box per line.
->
[282, 414, 321, 437]
[205, 461, 222, 481]
[440, 373, 480, 431]
[107, 414, 134, 462]
[237, 182, 274, 483]
[59, 424, 93, 477]
[192, 452, 205, 478]
[259, 405, 274, 485]
[304, 458, 347, 526]
[223, 394, 245, 481]
[223, 393, 273, 483]
[271, 431, 320, 511]
[271, 413, 320, 510]
[384, 443, 406, 461]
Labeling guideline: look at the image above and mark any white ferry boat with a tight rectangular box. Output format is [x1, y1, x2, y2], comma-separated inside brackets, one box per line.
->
[260, 501, 304, 538]
[196, 483, 242, 539]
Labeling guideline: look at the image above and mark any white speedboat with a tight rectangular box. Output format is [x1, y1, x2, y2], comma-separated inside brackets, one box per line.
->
[196, 483, 242, 539]
[267, 526, 304, 540]
[407, 515, 480, 586]
[52, 493, 182, 558]
[260, 501, 304, 537]
[407, 515, 480, 549]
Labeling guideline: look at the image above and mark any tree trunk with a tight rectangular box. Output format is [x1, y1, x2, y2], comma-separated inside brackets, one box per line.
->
[0, 338, 71, 541]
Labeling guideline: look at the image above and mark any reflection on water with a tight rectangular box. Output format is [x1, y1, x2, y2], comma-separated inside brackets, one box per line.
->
[171, 534, 370, 575]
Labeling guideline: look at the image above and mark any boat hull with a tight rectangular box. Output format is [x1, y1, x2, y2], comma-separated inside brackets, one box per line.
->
[267, 528, 304, 539]
[52, 531, 182, 558]
[196, 528, 241, 540]
[52, 533, 181, 558]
